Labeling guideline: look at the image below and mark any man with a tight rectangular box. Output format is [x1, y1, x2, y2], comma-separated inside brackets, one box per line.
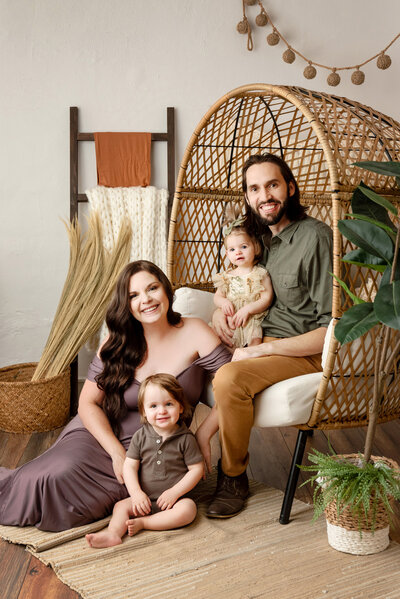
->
[207, 153, 333, 518]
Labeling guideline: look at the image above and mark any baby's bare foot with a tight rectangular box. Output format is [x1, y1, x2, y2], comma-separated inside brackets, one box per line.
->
[86, 531, 122, 548]
[126, 518, 144, 536]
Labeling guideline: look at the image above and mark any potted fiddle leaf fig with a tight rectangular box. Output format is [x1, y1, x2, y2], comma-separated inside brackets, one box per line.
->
[302, 161, 400, 555]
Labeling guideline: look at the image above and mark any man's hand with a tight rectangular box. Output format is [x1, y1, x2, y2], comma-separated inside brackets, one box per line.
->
[232, 345, 266, 361]
[212, 308, 234, 347]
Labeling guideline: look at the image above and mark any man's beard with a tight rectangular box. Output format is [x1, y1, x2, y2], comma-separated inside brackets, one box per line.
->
[250, 196, 289, 228]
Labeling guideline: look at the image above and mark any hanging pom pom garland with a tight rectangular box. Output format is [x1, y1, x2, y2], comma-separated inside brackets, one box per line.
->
[236, 0, 399, 87]
[267, 30, 280, 46]
[303, 64, 317, 79]
[236, 18, 249, 34]
[351, 68, 366, 85]
[283, 48, 295, 64]
[238, 0, 253, 51]
[327, 70, 341, 87]
[255, 10, 268, 26]
[377, 53, 392, 69]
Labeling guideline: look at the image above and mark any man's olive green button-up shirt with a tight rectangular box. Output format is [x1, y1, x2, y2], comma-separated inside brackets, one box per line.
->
[261, 216, 333, 339]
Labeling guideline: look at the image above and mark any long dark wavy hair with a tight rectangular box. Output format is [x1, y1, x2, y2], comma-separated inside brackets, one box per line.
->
[95, 260, 181, 436]
[242, 153, 307, 242]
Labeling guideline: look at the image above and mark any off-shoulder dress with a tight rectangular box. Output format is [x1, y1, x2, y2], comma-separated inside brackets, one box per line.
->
[0, 344, 230, 531]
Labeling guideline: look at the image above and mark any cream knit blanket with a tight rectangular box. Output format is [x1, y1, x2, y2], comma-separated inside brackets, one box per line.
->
[85, 185, 168, 345]
[85, 185, 168, 271]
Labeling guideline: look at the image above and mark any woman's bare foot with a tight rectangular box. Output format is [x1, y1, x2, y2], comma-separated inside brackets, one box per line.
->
[86, 530, 122, 548]
[126, 518, 144, 536]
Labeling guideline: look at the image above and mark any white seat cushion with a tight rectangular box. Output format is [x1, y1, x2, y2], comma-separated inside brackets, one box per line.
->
[200, 371, 323, 427]
[173, 287, 215, 322]
[173, 287, 331, 427]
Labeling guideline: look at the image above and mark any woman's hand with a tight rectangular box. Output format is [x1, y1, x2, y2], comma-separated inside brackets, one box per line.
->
[111, 449, 127, 484]
[78, 379, 128, 481]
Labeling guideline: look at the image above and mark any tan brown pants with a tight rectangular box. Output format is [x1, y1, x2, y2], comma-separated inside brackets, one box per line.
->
[212, 337, 322, 477]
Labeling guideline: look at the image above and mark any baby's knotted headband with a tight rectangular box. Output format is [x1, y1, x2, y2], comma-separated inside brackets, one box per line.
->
[223, 215, 246, 237]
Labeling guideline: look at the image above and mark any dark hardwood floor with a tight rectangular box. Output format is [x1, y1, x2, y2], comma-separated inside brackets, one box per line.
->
[1, 419, 400, 599]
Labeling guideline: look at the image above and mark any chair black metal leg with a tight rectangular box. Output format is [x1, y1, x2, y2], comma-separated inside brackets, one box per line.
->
[279, 429, 313, 525]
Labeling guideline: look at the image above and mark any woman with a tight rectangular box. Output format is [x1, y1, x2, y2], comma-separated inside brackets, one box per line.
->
[0, 261, 230, 531]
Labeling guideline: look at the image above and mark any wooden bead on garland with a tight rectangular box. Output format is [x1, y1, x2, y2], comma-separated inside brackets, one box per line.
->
[304, 64, 317, 79]
[377, 53, 392, 69]
[327, 70, 341, 86]
[283, 48, 295, 64]
[255, 11, 268, 26]
[351, 68, 365, 85]
[267, 30, 280, 46]
[237, 18, 249, 34]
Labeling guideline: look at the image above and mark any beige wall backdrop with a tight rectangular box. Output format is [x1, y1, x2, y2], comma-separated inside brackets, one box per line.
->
[1, 0, 399, 372]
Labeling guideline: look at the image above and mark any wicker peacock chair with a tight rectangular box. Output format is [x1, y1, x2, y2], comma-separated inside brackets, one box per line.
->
[167, 84, 400, 523]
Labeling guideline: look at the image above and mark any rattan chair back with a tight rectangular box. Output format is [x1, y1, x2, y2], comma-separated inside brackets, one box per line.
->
[168, 84, 400, 431]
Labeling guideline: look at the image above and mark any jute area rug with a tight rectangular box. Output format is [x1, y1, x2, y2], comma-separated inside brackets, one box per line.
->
[1, 475, 400, 599]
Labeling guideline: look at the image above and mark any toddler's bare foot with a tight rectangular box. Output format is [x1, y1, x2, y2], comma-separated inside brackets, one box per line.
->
[86, 530, 122, 548]
[126, 518, 144, 536]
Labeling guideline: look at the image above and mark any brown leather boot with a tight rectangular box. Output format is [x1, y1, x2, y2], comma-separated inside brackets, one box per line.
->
[206, 460, 249, 518]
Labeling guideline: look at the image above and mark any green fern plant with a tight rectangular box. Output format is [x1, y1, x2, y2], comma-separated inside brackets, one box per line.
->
[302, 160, 400, 533]
[302, 448, 400, 533]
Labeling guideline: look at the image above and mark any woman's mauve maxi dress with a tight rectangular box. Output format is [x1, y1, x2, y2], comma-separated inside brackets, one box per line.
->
[0, 345, 231, 531]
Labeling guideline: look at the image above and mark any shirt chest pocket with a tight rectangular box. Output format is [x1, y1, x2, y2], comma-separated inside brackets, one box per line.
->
[276, 273, 304, 305]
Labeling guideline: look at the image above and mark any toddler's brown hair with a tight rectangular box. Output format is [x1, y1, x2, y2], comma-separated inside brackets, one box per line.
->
[137, 373, 192, 424]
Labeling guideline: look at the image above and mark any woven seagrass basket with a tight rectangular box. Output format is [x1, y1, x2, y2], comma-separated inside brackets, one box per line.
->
[0, 363, 70, 433]
[324, 454, 398, 555]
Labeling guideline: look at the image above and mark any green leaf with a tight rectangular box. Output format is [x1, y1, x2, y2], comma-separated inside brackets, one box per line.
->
[334, 303, 379, 344]
[358, 185, 398, 217]
[353, 161, 400, 179]
[351, 183, 397, 226]
[374, 281, 400, 331]
[381, 255, 400, 284]
[338, 219, 394, 264]
[381, 265, 392, 287]
[331, 273, 365, 304]
[345, 213, 397, 239]
[342, 249, 388, 272]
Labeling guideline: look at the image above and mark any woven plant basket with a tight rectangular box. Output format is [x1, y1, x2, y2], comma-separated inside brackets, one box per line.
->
[324, 454, 398, 555]
[0, 363, 70, 433]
